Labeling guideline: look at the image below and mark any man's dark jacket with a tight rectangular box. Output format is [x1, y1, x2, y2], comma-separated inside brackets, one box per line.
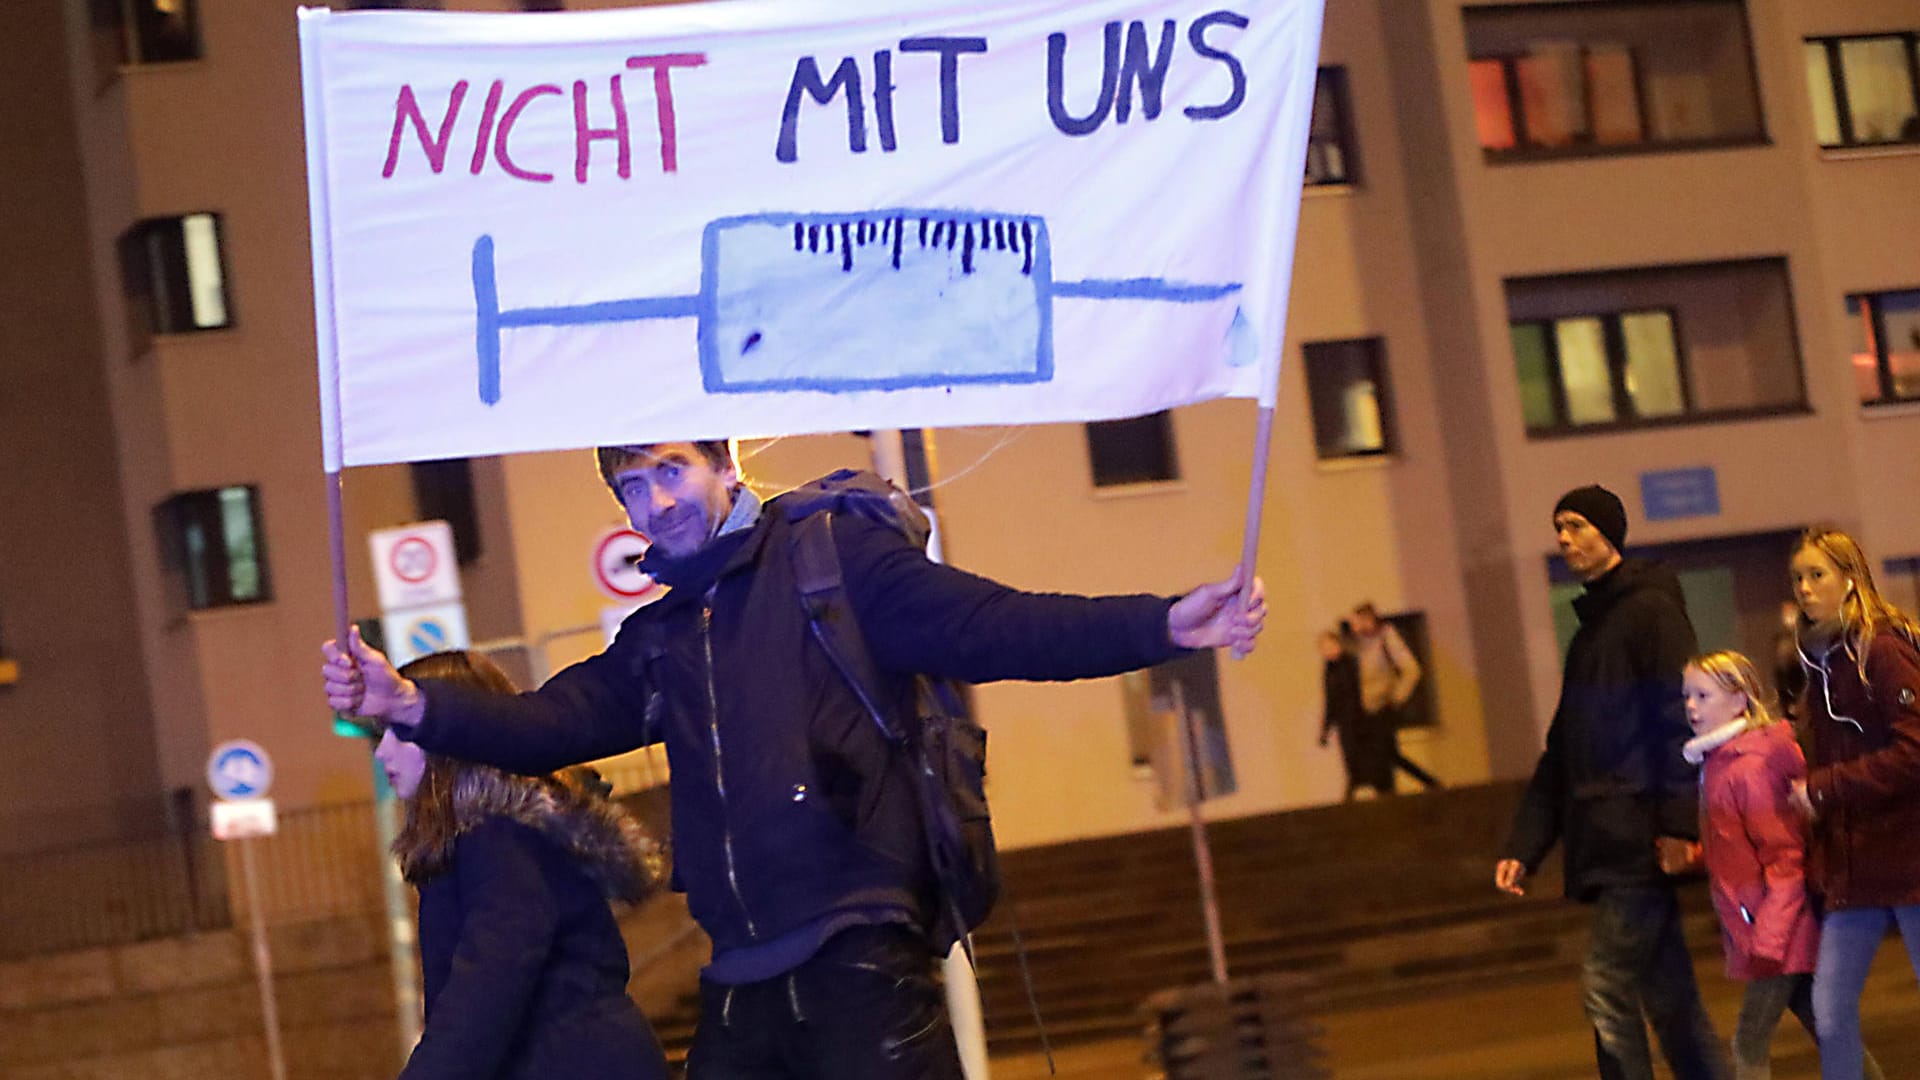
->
[1502, 558, 1701, 900]
[401, 497, 1180, 954]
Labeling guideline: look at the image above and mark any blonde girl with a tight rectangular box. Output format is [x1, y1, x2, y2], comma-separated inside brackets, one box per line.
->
[1786, 527, 1920, 1080]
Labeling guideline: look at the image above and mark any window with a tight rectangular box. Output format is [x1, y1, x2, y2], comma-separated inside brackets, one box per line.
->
[1805, 34, 1920, 148]
[1086, 411, 1178, 487]
[1511, 310, 1686, 430]
[1847, 288, 1920, 405]
[1121, 650, 1235, 806]
[90, 0, 200, 68]
[1302, 338, 1395, 459]
[1464, 0, 1763, 160]
[1306, 67, 1358, 186]
[156, 486, 270, 610]
[1506, 258, 1805, 436]
[1883, 556, 1920, 619]
[411, 459, 483, 564]
[118, 213, 232, 346]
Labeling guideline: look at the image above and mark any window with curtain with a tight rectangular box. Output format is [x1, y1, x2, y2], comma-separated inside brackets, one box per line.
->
[1805, 33, 1920, 148]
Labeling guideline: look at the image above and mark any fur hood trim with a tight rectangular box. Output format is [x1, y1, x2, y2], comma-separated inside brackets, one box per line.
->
[1683, 719, 1749, 765]
[398, 769, 663, 902]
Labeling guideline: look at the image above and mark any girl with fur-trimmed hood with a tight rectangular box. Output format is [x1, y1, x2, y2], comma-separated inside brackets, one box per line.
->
[377, 650, 668, 1080]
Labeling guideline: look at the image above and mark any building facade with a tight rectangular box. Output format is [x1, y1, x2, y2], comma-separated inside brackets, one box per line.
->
[2, 0, 1916, 855]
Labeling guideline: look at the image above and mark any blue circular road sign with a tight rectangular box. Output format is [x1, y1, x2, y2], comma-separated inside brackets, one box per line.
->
[207, 740, 273, 801]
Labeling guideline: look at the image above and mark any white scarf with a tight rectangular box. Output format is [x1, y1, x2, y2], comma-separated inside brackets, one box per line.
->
[1683, 719, 1749, 765]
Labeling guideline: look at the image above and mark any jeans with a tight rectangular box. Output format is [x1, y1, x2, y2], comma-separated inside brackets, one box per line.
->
[685, 925, 963, 1080]
[1814, 904, 1920, 1080]
[1582, 885, 1734, 1080]
[1734, 973, 1885, 1080]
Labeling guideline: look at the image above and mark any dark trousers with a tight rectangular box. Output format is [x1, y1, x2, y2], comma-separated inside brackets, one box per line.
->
[1583, 885, 1734, 1080]
[685, 925, 964, 1080]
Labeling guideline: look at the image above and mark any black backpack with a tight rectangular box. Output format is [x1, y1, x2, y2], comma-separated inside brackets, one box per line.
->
[781, 469, 1000, 956]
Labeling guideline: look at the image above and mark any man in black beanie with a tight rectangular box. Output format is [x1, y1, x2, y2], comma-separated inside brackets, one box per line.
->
[1494, 484, 1732, 1080]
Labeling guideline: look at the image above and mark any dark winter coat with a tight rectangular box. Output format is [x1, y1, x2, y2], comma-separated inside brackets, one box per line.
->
[1800, 628, 1920, 909]
[397, 770, 667, 1080]
[1322, 653, 1389, 792]
[405, 497, 1180, 957]
[1503, 558, 1701, 900]
[1697, 722, 1819, 980]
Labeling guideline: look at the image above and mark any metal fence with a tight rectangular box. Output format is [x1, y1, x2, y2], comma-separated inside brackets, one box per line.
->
[1, 771, 672, 961]
[0, 798, 389, 961]
[0, 825, 230, 961]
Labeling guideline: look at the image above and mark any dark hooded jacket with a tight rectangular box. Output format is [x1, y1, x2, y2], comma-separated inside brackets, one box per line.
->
[401, 496, 1180, 958]
[397, 769, 667, 1080]
[1503, 558, 1702, 900]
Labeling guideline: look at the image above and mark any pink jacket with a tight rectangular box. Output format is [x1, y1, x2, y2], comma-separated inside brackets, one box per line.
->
[1698, 722, 1819, 979]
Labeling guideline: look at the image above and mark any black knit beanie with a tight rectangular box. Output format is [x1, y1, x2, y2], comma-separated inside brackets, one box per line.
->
[1553, 485, 1627, 552]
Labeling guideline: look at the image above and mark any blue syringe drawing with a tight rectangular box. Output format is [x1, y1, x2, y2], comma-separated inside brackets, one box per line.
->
[471, 209, 1242, 403]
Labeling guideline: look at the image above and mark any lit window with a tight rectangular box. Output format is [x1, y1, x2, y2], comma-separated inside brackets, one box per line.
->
[118, 213, 232, 345]
[157, 486, 271, 611]
[1513, 309, 1690, 430]
[1465, 0, 1763, 160]
[1805, 34, 1920, 148]
[1086, 412, 1178, 487]
[1848, 289, 1920, 406]
[1506, 259, 1804, 436]
[1303, 338, 1395, 459]
[1306, 67, 1359, 186]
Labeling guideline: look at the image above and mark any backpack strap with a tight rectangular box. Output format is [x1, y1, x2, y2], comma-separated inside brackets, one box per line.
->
[790, 510, 907, 745]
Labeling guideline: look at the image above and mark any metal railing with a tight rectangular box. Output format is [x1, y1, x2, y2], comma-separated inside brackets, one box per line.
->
[0, 826, 229, 961]
[1, 768, 672, 961]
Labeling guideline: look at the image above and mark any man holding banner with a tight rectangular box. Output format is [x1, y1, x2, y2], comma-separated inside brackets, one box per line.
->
[325, 438, 1265, 1077]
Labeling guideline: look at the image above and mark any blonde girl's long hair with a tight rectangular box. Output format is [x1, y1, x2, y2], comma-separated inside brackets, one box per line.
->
[1794, 526, 1920, 686]
[1686, 650, 1778, 731]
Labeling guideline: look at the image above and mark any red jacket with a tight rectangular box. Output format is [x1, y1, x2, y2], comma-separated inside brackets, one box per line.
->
[1803, 629, 1920, 909]
[1699, 722, 1819, 979]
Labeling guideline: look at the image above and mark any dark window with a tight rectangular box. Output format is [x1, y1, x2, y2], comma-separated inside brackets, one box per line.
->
[1086, 411, 1179, 487]
[516, 0, 565, 9]
[1303, 337, 1395, 459]
[118, 213, 232, 347]
[411, 459, 483, 565]
[1306, 67, 1359, 186]
[1805, 34, 1920, 148]
[1464, 0, 1764, 161]
[1380, 611, 1438, 729]
[1121, 649, 1235, 803]
[156, 486, 270, 610]
[344, 0, 444, 8]
[91, 0, 200, 68]
[1506, 258, 1805, 436]
[1847, 288, 1920, 405]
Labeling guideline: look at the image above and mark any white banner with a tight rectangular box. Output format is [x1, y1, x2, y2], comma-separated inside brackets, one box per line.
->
[300, 0, 1323, 469]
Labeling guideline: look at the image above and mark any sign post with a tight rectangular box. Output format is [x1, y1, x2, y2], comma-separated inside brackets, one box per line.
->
[207, 740, 288, 1080]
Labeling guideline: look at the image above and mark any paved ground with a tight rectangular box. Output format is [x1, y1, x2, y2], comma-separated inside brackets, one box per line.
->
[992, 938, 1919, 1079]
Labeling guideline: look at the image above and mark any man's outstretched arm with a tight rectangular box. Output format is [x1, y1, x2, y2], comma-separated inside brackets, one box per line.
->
[322, 627, 654, 773]
[833, 515, 1265, 683]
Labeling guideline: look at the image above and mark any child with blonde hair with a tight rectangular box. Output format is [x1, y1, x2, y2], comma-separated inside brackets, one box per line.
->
[1671, 650, 1881, 1080]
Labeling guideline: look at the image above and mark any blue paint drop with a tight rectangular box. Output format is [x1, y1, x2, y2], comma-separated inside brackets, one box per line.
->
[1224, 307, 1257, 368]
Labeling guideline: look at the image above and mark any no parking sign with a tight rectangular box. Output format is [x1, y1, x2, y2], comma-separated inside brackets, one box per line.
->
[381, 601, 472, 668]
